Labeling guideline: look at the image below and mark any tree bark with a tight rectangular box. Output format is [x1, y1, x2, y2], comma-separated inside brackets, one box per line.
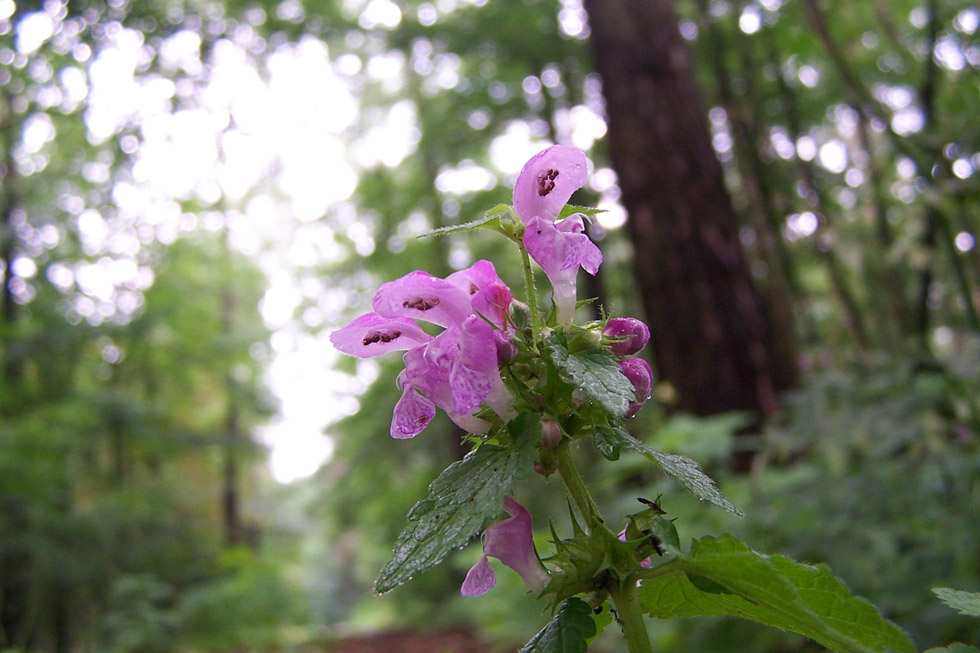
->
[583, 0, 793, 419]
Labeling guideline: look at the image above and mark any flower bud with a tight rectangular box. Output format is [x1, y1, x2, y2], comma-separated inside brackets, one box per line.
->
[541, 419, 562, 449]
[619, 357, 653, 419]
[603, 317, 650, 357]
[494, 330, 518, 365]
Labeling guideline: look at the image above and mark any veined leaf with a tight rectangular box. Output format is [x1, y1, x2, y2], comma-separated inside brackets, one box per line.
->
[595, 425, 742, 516]
[546, 337, 634, 418]
[375, 440, 536, 593]
[933, 587, 980, 617]
[519, 597, 596, 653]
[639, 534, 915, 652]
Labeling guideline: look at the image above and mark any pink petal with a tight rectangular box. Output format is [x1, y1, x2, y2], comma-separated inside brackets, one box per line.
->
[390, 386, 436, 439]
[330, 313, 432, 358]
[460, 555, 496, 597]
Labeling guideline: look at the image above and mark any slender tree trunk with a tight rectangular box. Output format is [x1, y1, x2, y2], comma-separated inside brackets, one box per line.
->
[221, 284, 243, 546]
[583, 0, 793, 422]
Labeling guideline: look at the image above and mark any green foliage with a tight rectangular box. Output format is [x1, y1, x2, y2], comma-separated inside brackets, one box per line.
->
[376, 434, 539, 593]
[933, 588, 980, 618]
[518, 597, 597, 653]
[639, 534, 915, 652]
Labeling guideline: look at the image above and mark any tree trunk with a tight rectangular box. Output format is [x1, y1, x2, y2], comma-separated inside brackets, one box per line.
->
[583, 0, 794, 420]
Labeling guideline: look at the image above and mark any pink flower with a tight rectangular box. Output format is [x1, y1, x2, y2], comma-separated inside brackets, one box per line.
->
[512, 145, 601, 326]
[461, 497, 549, 597]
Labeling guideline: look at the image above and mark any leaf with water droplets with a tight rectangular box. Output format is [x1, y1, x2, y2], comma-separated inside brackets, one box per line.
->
[375, 435, 537, 593]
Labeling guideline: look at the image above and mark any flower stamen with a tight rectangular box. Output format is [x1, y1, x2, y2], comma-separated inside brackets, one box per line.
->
[362, 330, 402, 346]
[537, 168, 559, 196]
[403, 296, 441, 311]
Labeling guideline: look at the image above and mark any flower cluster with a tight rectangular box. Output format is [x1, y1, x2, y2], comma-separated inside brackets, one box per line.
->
[330, 260, 517, 438]
[331, 144, 656, 597]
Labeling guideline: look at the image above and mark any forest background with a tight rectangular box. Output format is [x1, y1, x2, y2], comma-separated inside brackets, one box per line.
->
[1, 0, 978, 651]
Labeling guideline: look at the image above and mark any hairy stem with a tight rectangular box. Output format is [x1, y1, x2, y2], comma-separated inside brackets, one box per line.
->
[518, 238, 542, 346]
[554, 440, 601, 528]
[608, 577, 654, 653]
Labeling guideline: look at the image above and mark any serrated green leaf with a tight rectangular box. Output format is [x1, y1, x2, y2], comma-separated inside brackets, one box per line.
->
[925, 645, 980, 653]
[595, 425, 742, 516]
[933, 587, 980, 617]
[639, 534, 915, 652]
[519, 597, 597, 653]
[375, 441, 536, 593]
[546, 337, 634, 418]
[558, 204, 606, 220]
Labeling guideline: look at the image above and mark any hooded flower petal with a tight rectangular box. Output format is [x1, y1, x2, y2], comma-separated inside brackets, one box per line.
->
[513, 145, 588, 224]
[373, 270, 474, 328]
[460, 555, 496, 597]
[330, 313, 433, 358]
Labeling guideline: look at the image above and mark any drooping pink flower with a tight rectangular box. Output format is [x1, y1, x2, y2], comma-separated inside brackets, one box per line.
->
[619, 357, 654, 419]
[603, 317, 651, 357]
[461, 497, 549, 597]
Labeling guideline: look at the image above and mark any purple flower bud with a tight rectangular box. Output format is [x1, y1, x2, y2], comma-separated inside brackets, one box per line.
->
[461, 497, 549, 597]
[494, 330, 518, 365]
[603, 318, 651, 357]
[619, 357, 653, 419]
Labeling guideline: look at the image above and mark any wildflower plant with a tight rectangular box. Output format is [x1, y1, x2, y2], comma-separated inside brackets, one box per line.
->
[331, 146, 915, 652]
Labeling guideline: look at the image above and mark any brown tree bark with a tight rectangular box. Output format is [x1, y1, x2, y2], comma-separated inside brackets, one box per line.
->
[583, 0, 794, 420]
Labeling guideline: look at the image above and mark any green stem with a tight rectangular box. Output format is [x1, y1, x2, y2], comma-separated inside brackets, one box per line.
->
[518, 238, 542, 346]
[554, 440, 601, 527]
[608, 577, 654, 653]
